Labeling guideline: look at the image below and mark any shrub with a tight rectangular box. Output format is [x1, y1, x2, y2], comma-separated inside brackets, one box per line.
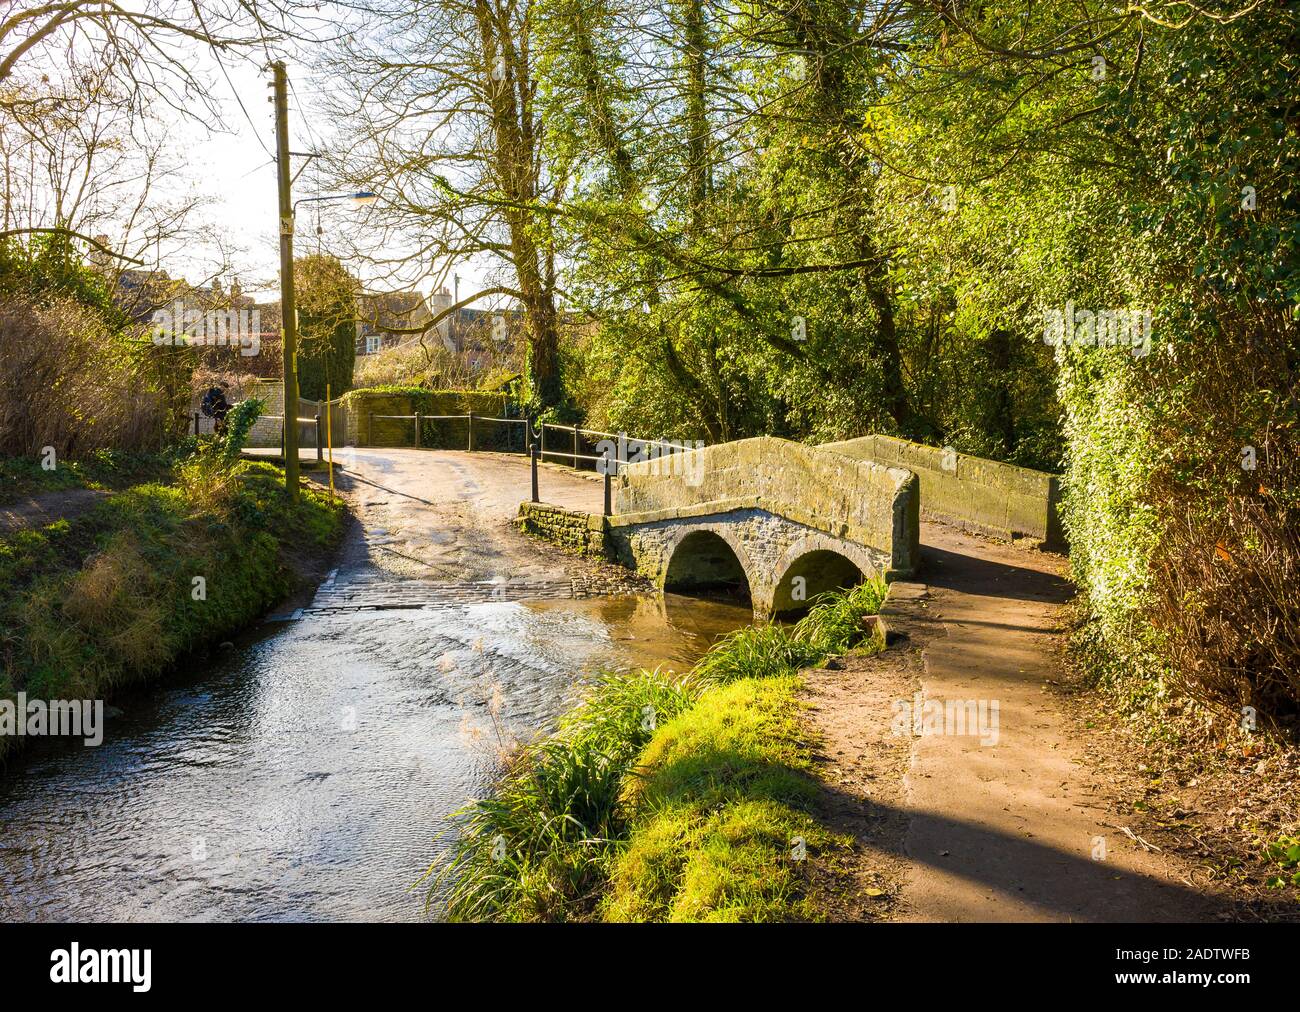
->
[353, 336, 519, 392]
[0, 297, 183, 458]
[296, 254, 358, 401]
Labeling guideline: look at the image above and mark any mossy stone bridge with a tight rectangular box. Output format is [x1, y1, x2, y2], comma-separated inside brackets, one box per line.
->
[519, 434, 1063, 618]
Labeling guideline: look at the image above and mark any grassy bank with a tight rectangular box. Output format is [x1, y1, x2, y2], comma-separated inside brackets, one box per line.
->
[0, 448, 181, 507]
[0, 453, 344, 758]
[432, 580, 888, 922]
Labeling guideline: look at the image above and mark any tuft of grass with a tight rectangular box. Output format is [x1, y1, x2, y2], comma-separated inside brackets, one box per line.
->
[603, 675, 843, 922]
[432, 667, 696, 922]
[795, 579, 888, 655]
[692, 624, 823, 686]
[434, 578, 889, 922]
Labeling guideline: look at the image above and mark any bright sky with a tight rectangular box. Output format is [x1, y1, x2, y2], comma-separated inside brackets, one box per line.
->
[157, 50, 487, 304]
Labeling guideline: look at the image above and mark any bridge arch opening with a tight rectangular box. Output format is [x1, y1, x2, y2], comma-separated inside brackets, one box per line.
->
[771, 549, 864, 619]
[663, 531, 751, 605]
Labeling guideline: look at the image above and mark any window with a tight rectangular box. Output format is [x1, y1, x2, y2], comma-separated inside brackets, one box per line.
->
[365, 334, 381, 354]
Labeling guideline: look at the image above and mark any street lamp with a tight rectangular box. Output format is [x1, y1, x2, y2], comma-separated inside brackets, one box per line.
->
[293, 191, 378, 213]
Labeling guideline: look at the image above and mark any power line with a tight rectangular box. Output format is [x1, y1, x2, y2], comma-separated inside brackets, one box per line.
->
[215, 56, 274, 160]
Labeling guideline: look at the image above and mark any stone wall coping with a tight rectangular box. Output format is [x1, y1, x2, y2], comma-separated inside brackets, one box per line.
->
[619, 434, 915, 493]
[823, 433, 1061, 485]
[602, 494, 891, 549]
[520, 494, 890, 548]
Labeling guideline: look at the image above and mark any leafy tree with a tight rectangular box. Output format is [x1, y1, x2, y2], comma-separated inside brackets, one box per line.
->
[295, 254, 358, 402]
[0, 233, 126, 327]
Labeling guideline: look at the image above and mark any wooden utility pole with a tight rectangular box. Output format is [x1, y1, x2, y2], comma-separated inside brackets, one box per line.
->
[272, 61, 300, 501]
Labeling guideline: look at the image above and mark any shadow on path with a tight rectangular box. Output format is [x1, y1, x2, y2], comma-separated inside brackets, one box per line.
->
[920, 542, 1073, 604]
[817, 781, 1221, 922]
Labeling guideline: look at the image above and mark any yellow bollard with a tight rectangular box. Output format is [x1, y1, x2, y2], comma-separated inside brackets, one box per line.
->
[326, 383, 335, 503]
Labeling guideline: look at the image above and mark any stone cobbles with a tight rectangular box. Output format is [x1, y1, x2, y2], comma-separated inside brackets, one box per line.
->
[301, 566, 651, 616]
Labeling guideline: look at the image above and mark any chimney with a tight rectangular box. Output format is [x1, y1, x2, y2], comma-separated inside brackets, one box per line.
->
[90, 234, 112, 271]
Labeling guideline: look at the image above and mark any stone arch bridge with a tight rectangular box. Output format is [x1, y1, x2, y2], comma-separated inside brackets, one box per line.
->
[519, 433, 1062, 618]
[604, 437, 917, 617]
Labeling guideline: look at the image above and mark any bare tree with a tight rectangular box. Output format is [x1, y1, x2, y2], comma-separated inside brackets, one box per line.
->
[0, 51, 235, 301]
[318, 0, 565, 407]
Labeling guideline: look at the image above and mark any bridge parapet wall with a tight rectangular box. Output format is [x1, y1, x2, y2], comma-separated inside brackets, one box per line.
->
[614, 436, 920, 576]
[821, 435, 1063, 546]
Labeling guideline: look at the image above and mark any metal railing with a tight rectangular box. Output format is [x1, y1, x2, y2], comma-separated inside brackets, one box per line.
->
[528, 424, 705, 516]
[535, 422, 695, 470]
[195, 411, 326, 463]
[358, 411, 706, 517]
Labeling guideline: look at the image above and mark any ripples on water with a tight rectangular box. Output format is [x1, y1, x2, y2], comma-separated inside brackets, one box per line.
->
[0, 593, 749, 923]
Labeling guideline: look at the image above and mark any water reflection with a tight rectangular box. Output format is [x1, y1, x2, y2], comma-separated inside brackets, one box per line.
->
[0, 592, 749, 923]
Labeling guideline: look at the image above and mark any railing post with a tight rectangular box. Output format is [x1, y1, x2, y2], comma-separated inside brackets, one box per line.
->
[530, 446, 539, 503]
[414, 411, 422, 449]
[572, 423, 579, 469]
[603, 468, 611, 517]
[315, 413, 322, 462]
[467, 411, 475, 452]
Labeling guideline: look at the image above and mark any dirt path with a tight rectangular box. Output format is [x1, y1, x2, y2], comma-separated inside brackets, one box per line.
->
[0, 488, 108, 535]
[807, 521, 1230, 922]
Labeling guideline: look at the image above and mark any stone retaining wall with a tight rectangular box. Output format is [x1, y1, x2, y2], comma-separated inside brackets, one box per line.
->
[342, 389, 511, 447]
[516, 502, 610, 559]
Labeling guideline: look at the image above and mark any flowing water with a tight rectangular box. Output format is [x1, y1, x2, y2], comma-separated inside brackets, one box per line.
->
[0, 591, 749, 922]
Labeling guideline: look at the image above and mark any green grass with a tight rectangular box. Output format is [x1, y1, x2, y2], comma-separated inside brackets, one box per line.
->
[603, 675, 842, 922]
[433, 577, 888, 922]
[0, 456, 344, 755]
[431, 667, 697, 921]
[794, 580, 889, 654]
[0, 448, 180, 506]
[1263, 834, 1300, 892]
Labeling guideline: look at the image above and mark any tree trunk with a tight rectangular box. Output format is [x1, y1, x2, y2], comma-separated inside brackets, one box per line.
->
[476, 0, 562, 409]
